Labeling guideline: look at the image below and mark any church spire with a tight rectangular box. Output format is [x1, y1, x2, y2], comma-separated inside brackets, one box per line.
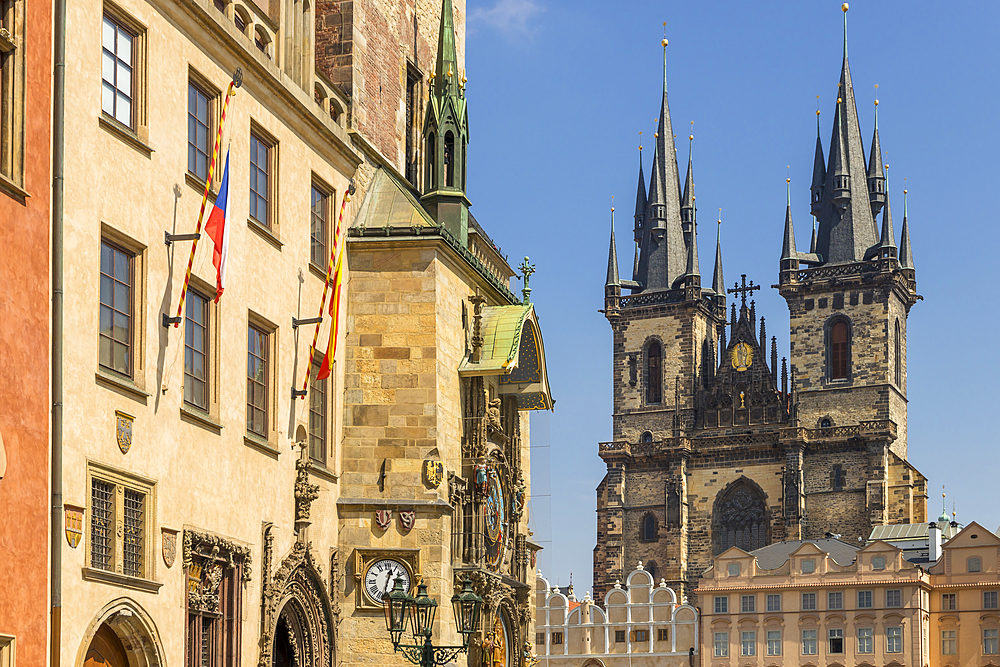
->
[867, 97, 886, 217]
[420, 0, 471, 244]
[681, 132, 695, 228]
[712, 215, 725, 293]
[810, 107, 826, 217]
[606, 206, 620, 288]
[781, 177, 797, 261]
[879, 168, 896, 254]
[899, 188, 914, 269]
[634, 141, 647, 245]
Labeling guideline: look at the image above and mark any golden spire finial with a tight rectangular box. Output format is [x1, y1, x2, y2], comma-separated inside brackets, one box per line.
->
[718, 208, 722, 224]
[611, 194, 614, 213]
[639, 131, 642, 151]
[874, 83, 879, 106]
[662, 21, 668, 47]
[842, 3, 849, 12]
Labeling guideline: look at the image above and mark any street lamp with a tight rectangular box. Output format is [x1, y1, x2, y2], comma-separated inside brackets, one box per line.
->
[383, 576, 483, 666]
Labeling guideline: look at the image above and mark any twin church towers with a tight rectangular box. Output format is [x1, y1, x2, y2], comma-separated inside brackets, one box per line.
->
[596, 7, 925, 602]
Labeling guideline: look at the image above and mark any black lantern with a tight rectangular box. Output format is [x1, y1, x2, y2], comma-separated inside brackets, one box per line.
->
[408, 580, 439, 638]
[383, 577, 412, 646]
[451, 577, 483, 645]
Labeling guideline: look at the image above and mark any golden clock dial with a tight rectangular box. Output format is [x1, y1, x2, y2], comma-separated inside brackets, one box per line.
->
[731, 342, 753, 372]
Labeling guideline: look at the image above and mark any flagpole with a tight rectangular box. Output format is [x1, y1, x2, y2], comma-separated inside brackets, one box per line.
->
[169, 70, 242, 327]
[299, 183, 354, 398]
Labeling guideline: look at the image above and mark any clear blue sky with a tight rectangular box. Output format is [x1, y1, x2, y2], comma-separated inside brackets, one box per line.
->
[462, 0, 1000, 597]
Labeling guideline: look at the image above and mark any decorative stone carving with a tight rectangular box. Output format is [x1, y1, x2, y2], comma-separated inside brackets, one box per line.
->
[115, 410, 134, 454]
[295, 457, 321, 525]
[374, 509, 392, 531]
[161, 528, 178, 568]
[423, 459, 445, 488]
[183, 529, 253, 584]
[183, 528, 252, 614]
[398, 509, 415, 532]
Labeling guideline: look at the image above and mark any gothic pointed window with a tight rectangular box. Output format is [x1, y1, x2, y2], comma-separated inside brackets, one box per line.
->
[894, 319, 901, 386]
[642, 513, 657, 541]
[425, 132, 435, 191]
[829, 319, 849, 381]
[713, 479, 769, 555]
[444, 131, 455, 187]
[646, 341, 662, 404]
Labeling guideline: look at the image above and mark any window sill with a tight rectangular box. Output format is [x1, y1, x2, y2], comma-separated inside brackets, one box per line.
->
[99, 115, 153, 158]
[185, 172, 218, 202]
[308, 461, 339, 483]
[95, 369, 150, 404]
[309, 262, 329, 281]
[0, 172, 29, 205]
[244, 432, 280, 459]
[180, 404, 223, 434]
[82, 566, 163, 593]
[247, 218, 283, 250]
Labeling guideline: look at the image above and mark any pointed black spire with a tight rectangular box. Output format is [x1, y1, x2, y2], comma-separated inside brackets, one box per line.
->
[868, 99, 886, 217]
[633, 142, 647, 244]
[606, 207, 620, 288]
[899, 189, 914, 270]
[683, 218, 700, 290]
[681, 133, 695, 229]
[810, 108, 826, 217]
[712, 217, 724, 295]
[879, 189, 896, 255]
[781, 178, 797, 261]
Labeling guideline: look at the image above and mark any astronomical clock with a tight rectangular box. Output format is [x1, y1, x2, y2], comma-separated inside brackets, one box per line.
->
[455, 297, 553, 667]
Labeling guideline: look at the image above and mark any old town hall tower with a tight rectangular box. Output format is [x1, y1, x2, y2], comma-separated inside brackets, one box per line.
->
[594, 11, 927, 603]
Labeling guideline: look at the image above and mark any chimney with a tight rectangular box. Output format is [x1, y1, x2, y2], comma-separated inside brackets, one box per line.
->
[929, 522, 942, 563]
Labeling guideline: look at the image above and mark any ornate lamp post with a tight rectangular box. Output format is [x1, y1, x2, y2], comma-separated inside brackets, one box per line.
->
[383, 577, 483, 666]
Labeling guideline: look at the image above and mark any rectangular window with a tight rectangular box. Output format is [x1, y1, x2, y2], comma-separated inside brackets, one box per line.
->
[857, 627, 873, 654]
[858, 590, 873, 608]
[0, 0, 27, 188]
[186, 534, 243, 667]
[766, 630, 781, 656]
[741, 595, 755, 613]
[801, 558, 815, 573]
[551, 632, 562, 645]
[614, 630, 625, 643]
[102, 15, 134, 127]
[986, 591, 999, 610]
[985, 628, 999, 655]
[714, 632, 728, 657]
[247, 325, 269, 436]
[308, 359, 327, 464]
[801, 592, 816, 611]
[942, 630, 956, 655]
[249, 130, 272, 227]
[99, 240, 133, 377]
[657, 629, 669, 642]
[828, 628, 844, 654]
[766, 594, 781, 612]
[740, 631, 755, 656]
[886, 589, 902, 608]
[184, 291, 209, 410]
[872, 556, 886, 570]
[828, 591, 843, 610]
[942, 593, 956, 611]
[886, 626, 902, 653]
[187, 80, 212, 182]
[632, 629, 647, 642]
[714, 596, 728, 614]
[310, 183, 329, 267]
[535, 633, 544, 646]
[88, 465, 155, 581]
[969, 557, 982, 573]
[801, 629, 817, 655]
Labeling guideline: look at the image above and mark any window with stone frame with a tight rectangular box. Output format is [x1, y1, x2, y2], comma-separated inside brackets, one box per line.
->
[801, 592, 816, 611]
[100, 5, 147, 145]
[551, 632, 562, 645]
[886, 626, 902, 653]
[894, 318, 902, 386]
[0, 0, 26, 192]
[614, 630, 625, 643]
[249, 127, 276, 229]
[858, 590, 873, 608]
[246, 323, 270, 437]
[87, 463, 156, 581]
[308, 357, 327, 464]
[641, 513, 657, 542]
[713, 479, 768, 555]
[886, 589, 902, 608]
[941, 629, 957, 655]
[184, 530, 250, 667]
[985, 591, 999, 610]
[187, 74, 218, 185]
[969, 557, 982, 573]
[766, 630, 781, 656]
[857, 627, 873, 654]
[985, 628, 999, 655]
[801, 629, 817, 655]
[828, 591, 843, 610]
[714, 596, 728, 614]
[740, 631, 755, 656]
[828, 628, 844, 654]
[645, 340, 662, 404]
[184, 289, 210, 410]
[828, 318, 851, 381]
[99, 240, 134, 377]
[766, 594, 781, 612]
[831, 464, 845, 490]
[942, 593, 956, 611]
[309, 180, 330, 268]
[713, 632, 728, 657]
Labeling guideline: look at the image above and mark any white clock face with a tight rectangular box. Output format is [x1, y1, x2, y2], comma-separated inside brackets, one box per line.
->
[364, 558, 411, 603]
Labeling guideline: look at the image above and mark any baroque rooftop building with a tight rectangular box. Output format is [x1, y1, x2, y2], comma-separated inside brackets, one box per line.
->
[596, 6, 926, 605]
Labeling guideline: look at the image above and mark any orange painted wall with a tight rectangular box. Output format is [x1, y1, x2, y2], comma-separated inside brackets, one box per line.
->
[0, 0, 52, 662]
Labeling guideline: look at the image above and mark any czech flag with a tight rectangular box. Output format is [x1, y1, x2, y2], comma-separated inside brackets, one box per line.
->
[204, 150, 231, 303]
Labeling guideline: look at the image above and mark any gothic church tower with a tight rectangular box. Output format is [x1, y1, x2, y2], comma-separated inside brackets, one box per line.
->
[594, 13, 926, 605]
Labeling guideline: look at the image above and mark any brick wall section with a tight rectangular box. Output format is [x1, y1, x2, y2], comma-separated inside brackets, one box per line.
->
[316, 0, 466, 172]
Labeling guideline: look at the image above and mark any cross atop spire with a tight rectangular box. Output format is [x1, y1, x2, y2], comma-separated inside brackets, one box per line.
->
[728, 275, 760, 308]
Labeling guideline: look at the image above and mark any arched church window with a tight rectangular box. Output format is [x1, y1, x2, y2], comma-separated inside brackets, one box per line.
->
[645, 560, 658, 581]
[894, 319, 901, 386]
[646, 341, 662, 404]
[642, 513, 657, 541]
[829, 319, 849, 381]
[425, 133, 436, 191]
[831, 465, 844, 490]
[820, 418, 832, 428]
[713, 479, 769, 555]
[444, 131, 455, 187]
[641, 431, 653, 443]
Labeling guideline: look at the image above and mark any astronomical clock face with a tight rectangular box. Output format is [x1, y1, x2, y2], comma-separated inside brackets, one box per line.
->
[731, 342, 753, 372]
[363, 558, 411, 604]
[484, 470, 507, 571]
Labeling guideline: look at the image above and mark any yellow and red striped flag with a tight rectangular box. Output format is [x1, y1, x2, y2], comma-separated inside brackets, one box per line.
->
[316, 241, 345, 380]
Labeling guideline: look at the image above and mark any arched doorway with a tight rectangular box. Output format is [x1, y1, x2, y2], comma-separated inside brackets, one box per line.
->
[78, 599, 165, 667]
[712, 476, 770, 555]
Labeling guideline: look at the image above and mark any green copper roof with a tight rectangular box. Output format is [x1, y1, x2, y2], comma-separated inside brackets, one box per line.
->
[351, 168, 438, 231]
[463, 304, 532, 374]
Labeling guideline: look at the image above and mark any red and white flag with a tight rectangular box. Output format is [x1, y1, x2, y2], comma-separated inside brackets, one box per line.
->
[203, 149, 231, 302]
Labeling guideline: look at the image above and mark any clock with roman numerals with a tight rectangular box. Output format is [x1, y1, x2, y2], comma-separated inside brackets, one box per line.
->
[363, 557, 412, 604]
